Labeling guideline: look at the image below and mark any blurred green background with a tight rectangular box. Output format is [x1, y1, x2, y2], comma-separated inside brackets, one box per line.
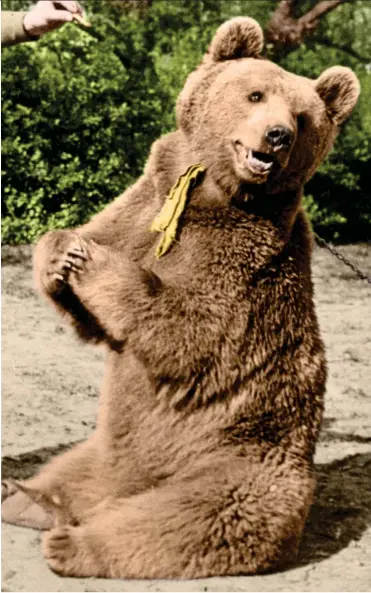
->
[2, 0, 371, 244]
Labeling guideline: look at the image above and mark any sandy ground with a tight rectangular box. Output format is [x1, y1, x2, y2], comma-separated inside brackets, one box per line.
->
[1, 242, 371, 592]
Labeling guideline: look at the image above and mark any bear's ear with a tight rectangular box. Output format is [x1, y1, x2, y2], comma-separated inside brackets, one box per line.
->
[315, 66, 360, 125]
[207, 17, 264, 62]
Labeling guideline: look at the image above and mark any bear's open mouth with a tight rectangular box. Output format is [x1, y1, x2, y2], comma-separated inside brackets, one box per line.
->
[232, 141, 279, 181]
[246, 150, 275, 176]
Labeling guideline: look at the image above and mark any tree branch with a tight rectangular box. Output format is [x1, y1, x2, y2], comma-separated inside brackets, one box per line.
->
[265, 0, 353, 58]
[311, 36, 371, 64]
[301, 0, 348, 24]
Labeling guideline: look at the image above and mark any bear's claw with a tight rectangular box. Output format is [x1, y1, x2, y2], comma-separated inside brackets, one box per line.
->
[43, 525, 77, 574]
[63, 240, 88, 274]
[49, 238, 89, 286]
[43, 525, 98, 577]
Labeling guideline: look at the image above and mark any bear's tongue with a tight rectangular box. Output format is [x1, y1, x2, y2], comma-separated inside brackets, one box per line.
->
[247, 150, 274, 174]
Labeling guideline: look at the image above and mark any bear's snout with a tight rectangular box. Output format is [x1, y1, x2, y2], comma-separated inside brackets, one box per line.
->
[229, 112, 295, 184]
[265, 125, 294, 150]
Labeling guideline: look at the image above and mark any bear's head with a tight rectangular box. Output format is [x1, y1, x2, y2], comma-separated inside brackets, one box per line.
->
[177, 17, 360, 197]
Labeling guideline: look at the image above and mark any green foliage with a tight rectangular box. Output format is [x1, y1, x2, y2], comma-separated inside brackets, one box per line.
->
[281, 1, 371, 241]
[2, 0, 371, 243]
[2, 0, 165, 243]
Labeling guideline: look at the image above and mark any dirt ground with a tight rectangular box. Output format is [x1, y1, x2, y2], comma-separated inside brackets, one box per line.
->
[1, 242, 371, 592]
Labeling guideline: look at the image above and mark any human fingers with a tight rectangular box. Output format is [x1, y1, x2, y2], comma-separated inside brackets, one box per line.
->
[30, 1, 73, 21]
[45, 8, 74, 23]
[23, 6, 72, 36]
[52, 1, 83, 15]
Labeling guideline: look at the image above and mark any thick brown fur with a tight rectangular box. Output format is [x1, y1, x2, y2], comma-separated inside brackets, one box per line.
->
[2, 17, 360, 579]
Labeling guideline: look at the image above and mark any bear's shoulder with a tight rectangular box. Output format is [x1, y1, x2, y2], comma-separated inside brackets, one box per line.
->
[146, 130, 196, 200]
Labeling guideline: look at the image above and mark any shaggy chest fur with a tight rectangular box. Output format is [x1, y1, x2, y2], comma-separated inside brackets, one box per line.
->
[96, 196, 325, 478]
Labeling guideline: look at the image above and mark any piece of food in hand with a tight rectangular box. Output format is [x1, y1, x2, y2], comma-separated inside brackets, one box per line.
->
[72, 13, 91, 27]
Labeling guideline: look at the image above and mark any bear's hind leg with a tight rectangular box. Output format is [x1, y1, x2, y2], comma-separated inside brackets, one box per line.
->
[42, 453, 314, 578]
[2, 436, 103, 530]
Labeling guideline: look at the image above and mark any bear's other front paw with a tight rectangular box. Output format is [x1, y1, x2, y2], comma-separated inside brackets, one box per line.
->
[60, 238, 89, 283]
[43, 525, 99, 577]
[40, 234, 89, 296]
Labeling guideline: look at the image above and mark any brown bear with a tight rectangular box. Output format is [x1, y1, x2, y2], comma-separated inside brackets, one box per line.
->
[2, 16, 360, 579]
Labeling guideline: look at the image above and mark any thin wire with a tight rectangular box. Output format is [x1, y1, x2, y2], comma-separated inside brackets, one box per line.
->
[314, 233, 371, 285]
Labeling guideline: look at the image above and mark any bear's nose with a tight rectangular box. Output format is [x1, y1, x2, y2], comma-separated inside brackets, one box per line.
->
[265, 125, 293, 149]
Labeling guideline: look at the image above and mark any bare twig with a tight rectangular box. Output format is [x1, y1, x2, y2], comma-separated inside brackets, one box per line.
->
[72, 13, 91, 28]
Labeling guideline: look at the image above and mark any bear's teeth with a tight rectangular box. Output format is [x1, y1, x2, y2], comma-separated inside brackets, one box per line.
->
[247, 150, 273, 173]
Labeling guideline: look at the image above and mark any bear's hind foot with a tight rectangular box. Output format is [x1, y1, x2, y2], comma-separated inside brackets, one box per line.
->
[43, 525, 100, 577]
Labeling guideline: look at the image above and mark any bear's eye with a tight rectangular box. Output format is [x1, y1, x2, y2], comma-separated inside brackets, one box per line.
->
[297, 114, 306, 131]
[248, 91, 263, 103]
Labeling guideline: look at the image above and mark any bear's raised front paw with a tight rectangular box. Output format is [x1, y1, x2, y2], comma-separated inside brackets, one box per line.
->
[41, 235, 89, 295]
[60, 238, 89, 281]
[43, 525, 99, 577]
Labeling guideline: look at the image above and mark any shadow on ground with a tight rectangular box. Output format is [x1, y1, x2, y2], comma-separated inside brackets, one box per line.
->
[3, 445, 371, 571]
[2, 443, 77, 481]
[297, 452, 371, 565]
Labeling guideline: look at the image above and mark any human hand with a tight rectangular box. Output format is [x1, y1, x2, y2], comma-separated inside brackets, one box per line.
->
[23, 1, 84, 38]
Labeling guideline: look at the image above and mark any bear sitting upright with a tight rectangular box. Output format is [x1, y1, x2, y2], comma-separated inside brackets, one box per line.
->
[2, 16, 360, 579]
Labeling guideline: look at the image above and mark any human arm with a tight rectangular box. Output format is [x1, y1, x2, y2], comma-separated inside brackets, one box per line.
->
[1, 1, 83, 47]
[1, 12, 30, 47]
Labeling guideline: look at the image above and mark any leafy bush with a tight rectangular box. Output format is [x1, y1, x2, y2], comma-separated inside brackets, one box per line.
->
[2, 1, 165, 243]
